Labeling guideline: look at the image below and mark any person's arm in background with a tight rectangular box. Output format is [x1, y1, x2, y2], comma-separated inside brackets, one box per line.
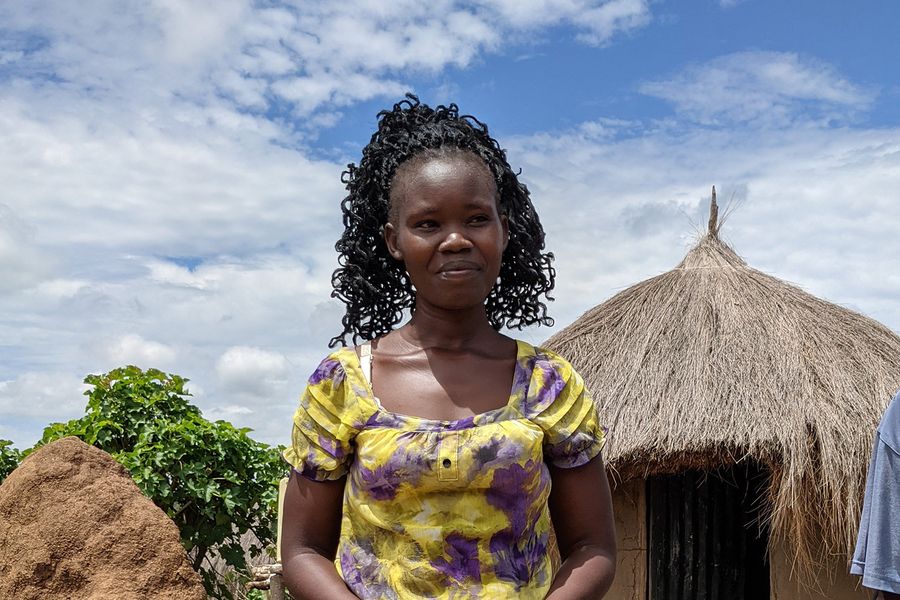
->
[281, 471, 359, 600]
[851, 393, 900, 600]
[545, 453, 616, 599]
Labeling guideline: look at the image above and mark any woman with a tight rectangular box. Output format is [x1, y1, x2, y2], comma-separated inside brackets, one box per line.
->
[282, 95, 616, 599]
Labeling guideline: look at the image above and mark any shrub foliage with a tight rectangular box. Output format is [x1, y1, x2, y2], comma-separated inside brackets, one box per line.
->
[0, 439, 21, 484]
[35, 365, 285, 599]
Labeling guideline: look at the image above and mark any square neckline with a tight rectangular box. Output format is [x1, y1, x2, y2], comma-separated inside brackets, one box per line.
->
[352, 338, 532, 429]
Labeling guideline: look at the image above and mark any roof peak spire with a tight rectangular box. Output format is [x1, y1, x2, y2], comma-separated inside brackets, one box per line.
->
[707, 185, 719, 238]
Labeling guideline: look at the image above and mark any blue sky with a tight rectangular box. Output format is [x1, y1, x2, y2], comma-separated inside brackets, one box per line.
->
[315, 1, 900, 142]
[2, 0, 900, 449]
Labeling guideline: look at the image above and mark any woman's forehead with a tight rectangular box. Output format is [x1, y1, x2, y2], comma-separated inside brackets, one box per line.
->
[396, 148, 491, 180]
[406, 154, 490, 184]
[390, 150, 497, 191]
[389, 151, 498, 214]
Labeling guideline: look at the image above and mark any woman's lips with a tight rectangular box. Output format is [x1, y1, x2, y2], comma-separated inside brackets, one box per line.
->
[437, 261, 480, 277]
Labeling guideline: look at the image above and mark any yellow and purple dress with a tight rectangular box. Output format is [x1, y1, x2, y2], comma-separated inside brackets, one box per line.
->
[283, 339, 606, 599]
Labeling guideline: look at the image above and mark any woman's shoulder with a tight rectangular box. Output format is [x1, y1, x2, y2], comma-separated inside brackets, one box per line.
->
[309, 346, 370, 384]
[514, 339, 579, 377]
[301, 346, 378, 426]
[510, 339, 588, 415]
[307, 346, 357, 385]
[304, 345, 375, 402]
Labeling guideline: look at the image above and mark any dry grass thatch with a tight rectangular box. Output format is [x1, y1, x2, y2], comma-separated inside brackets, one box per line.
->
[544, 193, 900, 577]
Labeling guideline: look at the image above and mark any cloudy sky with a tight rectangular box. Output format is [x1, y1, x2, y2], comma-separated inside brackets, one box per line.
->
[2, 1, 899, 450]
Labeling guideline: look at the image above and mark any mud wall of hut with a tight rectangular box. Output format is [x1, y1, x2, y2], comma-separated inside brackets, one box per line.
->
[607, 478, 647, 600]
[604, 480, 869, 600]
[768, 536, 867, 600]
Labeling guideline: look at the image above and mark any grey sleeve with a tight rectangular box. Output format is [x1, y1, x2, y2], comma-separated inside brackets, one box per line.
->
[851, 401, 900, 594]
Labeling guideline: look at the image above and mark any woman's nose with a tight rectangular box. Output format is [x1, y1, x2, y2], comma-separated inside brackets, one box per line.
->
[439, 230, 474, 252]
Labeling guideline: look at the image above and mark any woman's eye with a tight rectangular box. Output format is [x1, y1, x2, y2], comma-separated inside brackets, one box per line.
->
[469, 214, 490, 225]
[415, 220, 438, 230]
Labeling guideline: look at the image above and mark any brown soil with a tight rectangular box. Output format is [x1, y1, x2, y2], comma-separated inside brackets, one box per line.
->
[0, 437, 206, 600]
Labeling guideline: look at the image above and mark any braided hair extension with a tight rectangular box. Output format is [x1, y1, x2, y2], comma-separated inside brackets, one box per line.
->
[329, 94, 555, 347]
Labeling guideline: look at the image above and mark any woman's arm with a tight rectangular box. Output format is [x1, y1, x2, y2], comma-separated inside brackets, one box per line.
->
[545, 453, 617, 600]
[281, 471, 359, 599]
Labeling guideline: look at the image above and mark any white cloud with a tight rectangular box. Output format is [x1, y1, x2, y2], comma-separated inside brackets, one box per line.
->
[577, 117, 642, 140]
[33, 279, 89, 299]
[477, 0, 650, 45]
[99, 334, 178, 369]
[0, 94, 341, 258]
[0, 50, 25, 65]
[204, 404, 254, 422]
[576, 0, 652, 45]
[0, 372, 87, 419]
[639, 51, 873, 125]
[216, 346, 291, 398]
[0, 1, 653, 122]
[0, 204, 54, 293]
[0, 246, 341, 448]
[270, 72, 408, 116]
[153, 0, 249, 67]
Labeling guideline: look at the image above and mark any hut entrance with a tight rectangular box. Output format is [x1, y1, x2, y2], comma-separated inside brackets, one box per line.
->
[646, 462, 770, 600]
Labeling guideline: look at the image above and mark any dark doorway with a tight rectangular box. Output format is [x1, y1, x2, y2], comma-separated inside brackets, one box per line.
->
[647, 463, 770, 600]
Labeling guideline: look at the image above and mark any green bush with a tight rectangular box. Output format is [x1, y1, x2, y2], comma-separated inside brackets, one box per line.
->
[35, 366, 285, 599]
[0, 439, 21, 484]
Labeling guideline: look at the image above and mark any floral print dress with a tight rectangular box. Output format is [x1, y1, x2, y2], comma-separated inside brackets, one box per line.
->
[283, 339, 606, 599]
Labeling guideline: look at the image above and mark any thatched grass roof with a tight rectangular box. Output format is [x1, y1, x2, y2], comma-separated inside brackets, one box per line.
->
[544, 192, 900, 572]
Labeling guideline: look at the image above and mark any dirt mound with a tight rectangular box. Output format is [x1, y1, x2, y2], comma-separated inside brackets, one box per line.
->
[0, 437, 206, 600]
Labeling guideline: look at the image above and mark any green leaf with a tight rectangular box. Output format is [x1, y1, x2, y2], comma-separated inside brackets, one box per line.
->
[0, 440, 22, 484]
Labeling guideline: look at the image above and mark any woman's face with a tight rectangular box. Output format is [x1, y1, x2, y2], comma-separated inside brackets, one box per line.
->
[384, 153, 508, 313]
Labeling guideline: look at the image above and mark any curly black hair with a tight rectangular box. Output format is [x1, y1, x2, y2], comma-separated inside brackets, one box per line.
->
[329, 94, 555, 347]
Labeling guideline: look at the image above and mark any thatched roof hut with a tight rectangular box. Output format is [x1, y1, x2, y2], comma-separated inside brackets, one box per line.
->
[545, 190, 900, 592]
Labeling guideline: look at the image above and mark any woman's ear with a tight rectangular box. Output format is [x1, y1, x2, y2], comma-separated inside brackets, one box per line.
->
[383, 222, 403, 261]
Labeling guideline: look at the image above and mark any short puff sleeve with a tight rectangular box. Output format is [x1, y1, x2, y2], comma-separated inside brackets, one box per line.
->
[525, 350, 607, 469]
[283, 354, 361, 481]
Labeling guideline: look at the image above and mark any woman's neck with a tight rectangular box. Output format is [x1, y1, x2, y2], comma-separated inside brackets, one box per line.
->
[398, 302, 500, 352]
